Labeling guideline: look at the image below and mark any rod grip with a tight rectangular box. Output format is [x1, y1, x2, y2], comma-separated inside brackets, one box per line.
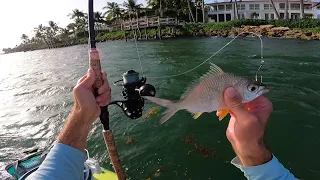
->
[89, 48, 103, 89]
[103, 131, 126, 180]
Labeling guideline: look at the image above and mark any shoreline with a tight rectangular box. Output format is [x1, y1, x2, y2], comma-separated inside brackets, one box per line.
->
[3, 24, 320, 54]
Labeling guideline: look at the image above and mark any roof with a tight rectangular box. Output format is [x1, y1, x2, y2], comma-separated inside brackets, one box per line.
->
[207, 0, 318, 5]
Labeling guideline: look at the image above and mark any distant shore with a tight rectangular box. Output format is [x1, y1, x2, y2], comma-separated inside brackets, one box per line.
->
[3, 19, 320, 54]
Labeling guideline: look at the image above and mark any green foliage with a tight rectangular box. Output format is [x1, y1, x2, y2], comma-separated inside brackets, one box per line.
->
[302, 28, 320, 33]
[231, 19, 320, 29]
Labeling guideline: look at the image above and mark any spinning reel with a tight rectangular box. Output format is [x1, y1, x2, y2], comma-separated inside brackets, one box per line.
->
[110, 70, 156, 119]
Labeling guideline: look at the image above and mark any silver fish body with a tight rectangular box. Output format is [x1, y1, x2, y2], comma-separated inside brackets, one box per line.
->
[143, 64, 268, 124]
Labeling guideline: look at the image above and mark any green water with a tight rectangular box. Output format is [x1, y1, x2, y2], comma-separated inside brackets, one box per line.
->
[1, 37, 320, 179]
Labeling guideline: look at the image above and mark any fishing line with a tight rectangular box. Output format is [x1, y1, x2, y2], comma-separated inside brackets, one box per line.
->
[133, 32, 264, 79]
[133, 30, 145, 77]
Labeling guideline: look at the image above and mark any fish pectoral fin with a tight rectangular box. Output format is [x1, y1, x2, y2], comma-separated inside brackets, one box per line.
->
[192, 112, 203, 119]
[217, 108, 229, 121]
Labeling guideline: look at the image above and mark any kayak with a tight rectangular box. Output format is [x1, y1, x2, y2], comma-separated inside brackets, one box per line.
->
[5, 147, 117, 180]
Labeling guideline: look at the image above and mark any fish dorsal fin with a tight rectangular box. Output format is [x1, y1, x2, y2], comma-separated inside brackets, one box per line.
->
[209, 63, 224, 74]
[180, 63, 224, 99]
[198, 63, 224, 82]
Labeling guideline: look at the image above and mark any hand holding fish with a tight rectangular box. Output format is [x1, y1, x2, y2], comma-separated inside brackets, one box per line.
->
[221, 87, 273, 166]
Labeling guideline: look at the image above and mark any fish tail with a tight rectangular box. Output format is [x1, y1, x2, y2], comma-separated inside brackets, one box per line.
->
[142, 96, 180, 124]
[159, 108, 179, 125]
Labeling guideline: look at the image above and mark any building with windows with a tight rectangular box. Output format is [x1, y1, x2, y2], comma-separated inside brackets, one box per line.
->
[207, 0, 318, 22]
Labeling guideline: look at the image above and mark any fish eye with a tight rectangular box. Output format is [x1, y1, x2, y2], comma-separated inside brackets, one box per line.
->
[248, 84, 259, 92]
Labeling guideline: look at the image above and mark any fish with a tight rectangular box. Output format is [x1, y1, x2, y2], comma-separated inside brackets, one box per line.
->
[142, 63, 269, 125]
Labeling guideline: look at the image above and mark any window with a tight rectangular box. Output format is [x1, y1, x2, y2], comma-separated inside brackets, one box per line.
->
[265, 14, 269, 20]
[305, 13, 313, 18]
[279, 3, 285, 10]
[251, 12, 259, 19]
[239, 13, 245, 19]
[218, 5, 225, 11]
[291, 13, 300, 20]
[280, 13, 285, 19]
[213, 6, 217, 11]
[271, 13, 274, 20]
[264, 4, 272, 10]
[218, 14, 225, 22]
[291, 4, 300, 10]
[249, 4, 260, 10]
[304, 5, 312, 10]
[237, 4, 245, 10]
[226, 14, 231, 21]
[226, 4, 232, 11]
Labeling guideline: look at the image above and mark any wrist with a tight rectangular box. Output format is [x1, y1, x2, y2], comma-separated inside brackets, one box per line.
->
[73, 104, 96, 125]
[236, 143, 272, 167]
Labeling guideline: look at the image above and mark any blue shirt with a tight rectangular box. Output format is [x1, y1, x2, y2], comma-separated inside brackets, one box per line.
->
[27, 143, 296, 180]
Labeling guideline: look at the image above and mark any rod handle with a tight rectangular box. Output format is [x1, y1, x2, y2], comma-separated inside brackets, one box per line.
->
[103, 131, 126, 180]
[89, 48, 103, 89]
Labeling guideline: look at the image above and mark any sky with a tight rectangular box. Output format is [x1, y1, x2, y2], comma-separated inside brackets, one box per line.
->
[0, 0, 217, 51]
[0, 0, 318, 51]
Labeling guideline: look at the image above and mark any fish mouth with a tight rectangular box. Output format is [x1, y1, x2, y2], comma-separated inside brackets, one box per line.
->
[258, 87, 269, 95]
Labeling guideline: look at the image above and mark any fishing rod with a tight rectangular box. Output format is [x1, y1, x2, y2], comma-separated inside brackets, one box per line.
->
[88, 1, 156, 179]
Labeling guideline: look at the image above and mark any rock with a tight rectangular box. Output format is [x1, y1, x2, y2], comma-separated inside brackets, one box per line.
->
[267, 31, 275, 36]
[304, 32, 312, 36]
[272, 27, 290, 31]
[260, 25, 275, 29]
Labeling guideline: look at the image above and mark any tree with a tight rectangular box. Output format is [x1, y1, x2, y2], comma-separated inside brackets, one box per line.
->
[95, 11, 105, 23]
[67, 23, 77, 37]
[68, 9, 85, 20]
[230, 0, 239, 20]
[102, 2, 122, 21]
[285, 0, 289, 19]
[187, 0, 195, 22]
[68, 9, 87, 32]
[300, 0, 304, 19]
[21, 34, 29, 44]
[123, 0, 143, 19]
[34, 24, 50, 48]
[201, 0, 205, 23]
[269, 0, 280, 19]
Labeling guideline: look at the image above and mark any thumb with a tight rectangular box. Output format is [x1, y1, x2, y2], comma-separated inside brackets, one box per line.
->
[78, 68, 96, 89]
[224, 87, 250, 119]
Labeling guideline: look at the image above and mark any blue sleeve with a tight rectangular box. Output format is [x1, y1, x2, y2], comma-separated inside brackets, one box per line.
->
[231, 155, 297, 180]
[26, 143, 85, 180]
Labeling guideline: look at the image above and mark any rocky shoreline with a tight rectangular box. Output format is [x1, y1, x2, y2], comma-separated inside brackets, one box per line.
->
[3, 24, 319, 54]
[201, 25, 320, 40]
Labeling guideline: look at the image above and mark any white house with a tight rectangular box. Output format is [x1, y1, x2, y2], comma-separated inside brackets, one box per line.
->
[207, 0, 318, 22]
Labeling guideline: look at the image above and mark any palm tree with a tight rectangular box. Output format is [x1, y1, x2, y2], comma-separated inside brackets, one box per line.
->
[230, 0, 239, 20]
[21, 34, 29, 44]
[66, 23, 77, 37]
[187, 0, 195, 22]
[269, 0, 280, 19]
[68, 9, 85, 20]
[34, 24, 50, 48]
[48, 21, 59, 37]
[201, 0, 205, 23]
[285, 0, 289, 19]
[123, 0, 143, 19]
[95, 11, 105, 23]
[300, 0, 304, 19]
[102, 2, 122, 21]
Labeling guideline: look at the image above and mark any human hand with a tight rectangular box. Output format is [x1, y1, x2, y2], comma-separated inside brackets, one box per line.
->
[73, 68, 111, 124]
[218, 87, 273, 166]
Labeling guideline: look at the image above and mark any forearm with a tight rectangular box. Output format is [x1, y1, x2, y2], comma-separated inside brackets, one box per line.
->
[57, 106, 93, 152]
[26, 143, 85, 180]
